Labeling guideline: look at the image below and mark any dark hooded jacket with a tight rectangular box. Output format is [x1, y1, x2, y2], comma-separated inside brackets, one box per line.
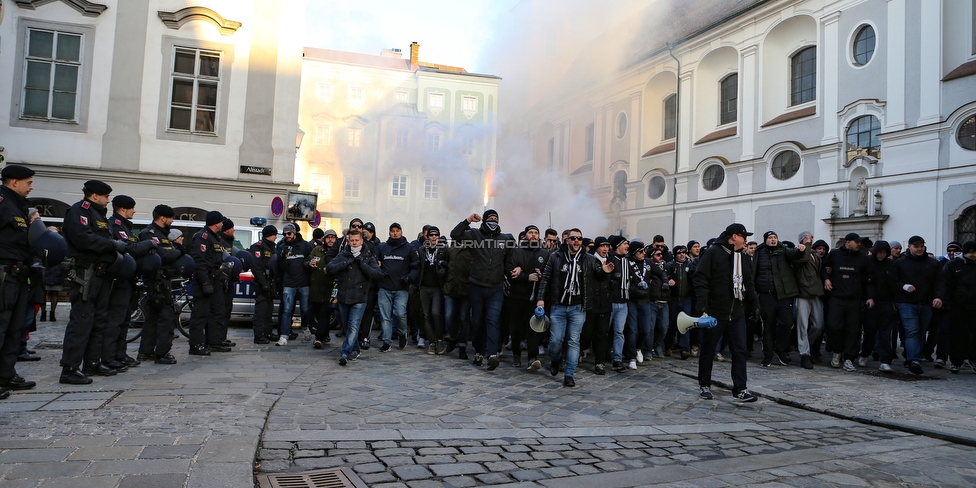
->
[277, 234, 312, 288]
[505, 240, 550, 301]
[751, 241, 809, 299]
[867, 241, 895, 302]
[692, 240, 759, 321]
[944, 252, 976, 308]
[450, 219, 515, 288]
[823, 246, 874, 301]
[377, 236, 418, 291]
[629, 257, 669, 302]
[442, 242, 471, 298]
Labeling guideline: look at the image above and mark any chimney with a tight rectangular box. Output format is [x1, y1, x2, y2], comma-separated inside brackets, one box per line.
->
[409, 42, 419, 70]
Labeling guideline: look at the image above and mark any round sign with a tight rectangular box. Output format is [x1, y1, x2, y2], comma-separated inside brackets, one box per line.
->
[311, 211, 321, 228]
[271, 196, 284, 217]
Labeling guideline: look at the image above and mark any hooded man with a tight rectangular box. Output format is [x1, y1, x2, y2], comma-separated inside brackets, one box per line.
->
[376, 222, 418, 351]
[451, 209, 516, 370]
[275, 222, 313, 346]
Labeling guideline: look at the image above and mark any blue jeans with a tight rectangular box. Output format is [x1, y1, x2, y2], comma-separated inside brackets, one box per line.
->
[338, 302, 366, 359]
[280, 286, 310, 337]
[444, 295, 470, 344]
[610, 302, 628, 362]
[629, 301, 651, 353]
[548, 304, 586, 378]
[469, 284, 504, 356]
[898, 303, 932, 364]
[378, 289, 409, 346]
[649, 301, 669, 354]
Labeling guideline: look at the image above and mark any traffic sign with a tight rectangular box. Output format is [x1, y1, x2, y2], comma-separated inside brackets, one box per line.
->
[311, 211, 321, 228]
[271, 196, 284, 217]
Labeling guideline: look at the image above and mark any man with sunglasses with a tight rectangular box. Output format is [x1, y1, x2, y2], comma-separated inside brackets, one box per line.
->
[275, 223, 312, 346]
[416, 226, 448, 354]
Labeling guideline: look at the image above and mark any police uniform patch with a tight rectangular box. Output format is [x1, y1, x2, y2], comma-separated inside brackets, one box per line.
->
[255, 251, 261, 258]
[82, 201, 90, 209]
[201, 244, 207, 252]
[115, 219, 121, 225]
[202, 232, 208, 239]
[80, 216, 89, 225]
[151, 237, 160, 244]
[119, 231, 128, 239]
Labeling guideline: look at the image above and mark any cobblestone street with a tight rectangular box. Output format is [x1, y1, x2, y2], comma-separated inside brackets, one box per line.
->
[2, 317, 976, 487]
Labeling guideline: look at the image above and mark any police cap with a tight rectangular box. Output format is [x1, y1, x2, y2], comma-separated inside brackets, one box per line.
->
[112, 195, 136, 209]
[1, 165, 35, 180]
[83, 180, 112, 196]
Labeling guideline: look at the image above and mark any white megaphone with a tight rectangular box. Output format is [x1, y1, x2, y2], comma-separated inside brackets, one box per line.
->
[676, 312, 718, 334]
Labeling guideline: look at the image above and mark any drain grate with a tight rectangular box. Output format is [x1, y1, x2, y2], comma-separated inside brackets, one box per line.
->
[256, 467, 368, 488]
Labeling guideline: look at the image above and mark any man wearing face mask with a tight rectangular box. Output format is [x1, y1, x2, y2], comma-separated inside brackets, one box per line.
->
[451, 209, 516, 371]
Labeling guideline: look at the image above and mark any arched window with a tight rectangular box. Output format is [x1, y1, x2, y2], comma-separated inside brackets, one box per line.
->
[647, 175, 666, 199]
[613, 171, 628, 201]
[720, 74, 738, 125]
[702, 165, 725, 191]
[852, 25, 876, 66]
[846, 115, 881, 161]
[771, 150, 800, 180]
[663, 94, 677, 140]
[790, 46, 817, 105]
[958, 115, 976, 151]
[956, 205, 976, 244]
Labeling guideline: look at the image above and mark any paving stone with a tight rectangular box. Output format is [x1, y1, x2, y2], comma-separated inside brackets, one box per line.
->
[359, 472, 398, 484]
[392, 464, 432, 481]
[353, 462, 388, 474]
[119, 474, 188, 488]
[485, 460, 519, 472]
[139, 445, 200, 459]
[511, 469, 547, 481]
[456, 453, 502, 462]
[429, 462, 487, 477]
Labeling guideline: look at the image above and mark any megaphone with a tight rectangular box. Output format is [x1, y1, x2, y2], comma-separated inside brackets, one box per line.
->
[676, 312, 718, 334]
[528, 306, 550, 333]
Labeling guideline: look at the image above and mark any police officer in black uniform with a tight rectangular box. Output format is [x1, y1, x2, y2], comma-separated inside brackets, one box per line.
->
[0, 165, 39, 397]
[137, 204, 184, 364]
[104, 195, 156, 371]
[216, 218, 238, 349]
[188, 210, 227, 355]
[250, 225, 278, 344]
[60, 180, 130, 384]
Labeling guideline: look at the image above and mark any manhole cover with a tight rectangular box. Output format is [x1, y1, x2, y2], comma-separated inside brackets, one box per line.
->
[34, 341, 64, 349]
[256, 467, 367, 488]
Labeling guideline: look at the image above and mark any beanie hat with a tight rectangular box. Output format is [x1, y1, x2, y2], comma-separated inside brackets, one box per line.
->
[672, 245, 688, 254]
[427, 225, 440, 235]
[962, 241, 976, 254]
[946, 241, 962, 252]
[706, 238, 717, 247]
[168, 229, 183, 241]
[221, 218, 234, 230]
[812, 239, 829, 250]
[363, 222, 376, 234]
[262, 225, 278, 238]
[608, 235, 627, 250]
[483, 209, 499, 221]
[112, 195, 135, 209]
[889, 240, 902, 249]
[844, 232, 861, 242]
[629, 240, 645, 256]
[594, 236, 609, 247]
[312, 228, 325, 240]
[153, 204, 175, 218]
[763, 231, 777, 242]
[524, 224, 540, 234]
[686, 240, 699, 250]
[582, 237, 593, 248]
[283, 223, 298, 234]
[83, 180, 112, 195]
[205, 210, 223, 226]
[349, 218, 364, 228]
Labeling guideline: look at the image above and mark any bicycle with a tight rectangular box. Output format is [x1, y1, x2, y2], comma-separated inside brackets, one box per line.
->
[127, 279, 193, 343]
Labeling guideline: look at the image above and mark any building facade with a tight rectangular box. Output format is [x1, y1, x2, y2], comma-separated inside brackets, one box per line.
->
[0, 0, 305, 227]
[298, 43, 500, 237]
[519, 0, 976, 249]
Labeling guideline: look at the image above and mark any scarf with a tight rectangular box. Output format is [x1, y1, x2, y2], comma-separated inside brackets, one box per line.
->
[560, 248, 583, 303]
[351, 245, 362, 258]
[732, 249, 744, 301]
[618, 254, 630, 300]
[424, 245, 437, 266]
[483, 221, 499, 233]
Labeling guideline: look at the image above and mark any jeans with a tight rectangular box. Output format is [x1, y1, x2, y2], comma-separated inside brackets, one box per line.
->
[666, 298, 693, 352]
[629, 301, 651, 354]
[280, 286, 310, 337]
[649, 301, 669, 354]
[444, 295, 470, 345]
[610, 302, 628, 362]
[548, 304, 586, 378]
[898, 302, 933, 364]
[338, 302, 366, 359]
[378, 288, 409, 346]
[469, 284, 504, 356]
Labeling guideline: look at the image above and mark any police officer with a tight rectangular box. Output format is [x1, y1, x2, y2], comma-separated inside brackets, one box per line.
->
[187, 210, 227, 355]
[250, 225, 278, 344]
[60, 180, 130, 384]
[104, 195, 156, 372]
[216, 218, 238, 349]
[137, 204, 184, 364]
[0, 165, 39, 397]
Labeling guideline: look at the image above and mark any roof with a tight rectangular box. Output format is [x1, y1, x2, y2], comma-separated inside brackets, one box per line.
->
[304, 47, 410, 71]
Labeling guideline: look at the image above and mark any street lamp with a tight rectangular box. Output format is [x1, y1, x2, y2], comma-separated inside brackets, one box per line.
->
[295, 127, 305, 150]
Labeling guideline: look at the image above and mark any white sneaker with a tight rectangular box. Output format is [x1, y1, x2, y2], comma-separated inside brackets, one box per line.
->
[539, 345, 546, 355]
[830, 353, 841, 368]
[302, 328, 312, 342]
[417, 338, 426, 348]
[879, 363, 893, 373]
[276, 337, 288, 346]
[715, 353, 726, 362]
[857, 357, 868, 367]
[627, 359, 637, 370]
[636, 350, 644, 363]
[843, 359, 856, 372]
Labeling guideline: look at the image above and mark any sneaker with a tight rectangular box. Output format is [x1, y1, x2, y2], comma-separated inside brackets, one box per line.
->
[338, 357, 347, 366]
[664, 348, 673, 357]
[612, 361, 625, 372]
[776, 352, 791, 366]
[380, 343, 391, 352]
[636, 350, 644, 363]
[950, 365, 960, 374]
[528, 359, 542, 372]
[760, 356, 772, 368]
[699, 386, 713, 400]
[303, 329, 312, 342]
[276, 337, 288, 346]
[458, 349, 468, 360]
[473, 353, 484, 367]
[830, 353, 841, 368]
[399, 335, 407, 349]
[512, 360, 522, 368]
[879, 363, 893, 373]
[427, 345, 437, 355]
[843, 359, 856, 372]
[934, 359, 945, 369]
[594, 363, 605, 375]
[627, 359, 637, 370]
[563, 376, 576, 387]
[351, 352, 361, 361]
[715, 353, 726, 362]
[417, 337, 426, 348]
[538, 345, 546, 355]
[909, 361, 923, 375]
[313, 340, 323, 349]
[800, 355, 813, 369]
[288, 333, 299, 341]
[680, 350, 691, 360]
[733, 390, 757, 402]
[690, 345, 700, 358]
[857, 356, 868, 368]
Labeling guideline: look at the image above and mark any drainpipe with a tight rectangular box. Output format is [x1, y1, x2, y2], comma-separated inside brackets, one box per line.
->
[666, 43, 681, 246]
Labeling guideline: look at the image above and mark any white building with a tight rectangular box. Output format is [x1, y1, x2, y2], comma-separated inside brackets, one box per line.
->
[297, 43, 500, 237]
[0, 0, 305, 227]
[515, 0, 976, 250]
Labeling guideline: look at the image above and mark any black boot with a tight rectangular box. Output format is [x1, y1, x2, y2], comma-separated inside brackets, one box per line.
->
[60, 367, 93, 385]
[39, 310, 47, 322]
[49, 311, 56, 322]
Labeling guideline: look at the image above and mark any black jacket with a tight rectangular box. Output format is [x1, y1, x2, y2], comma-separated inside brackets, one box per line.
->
[416, 242, 448, 288]
[505, 242, 549, 301]
[450, 219, 515, 288]
[629, 258, 669, 302]
[442, 244, 471, 298]
[377, 236, 418, 291]
[692, 242, 759, 320]
[752, 243, 809, 298]
[249, 238, 277, 293]
[326, 246, 382, 304]
[867, 255, 895, 302]
[608, 253, 634, 303]
[110, 213, 156, 275]
[888, 251, 945, 304]
[823, 247, 874, 301]
[190, 227, 224, 288]
[536, 244, 608, 311]
[63, 198, 120, 267]
[944, 257, 976, 308]
[138, 221, 183, 281]
[277, 237, 313, 288]
[0, 185, 32, 263]
[665, 257, 695, 301]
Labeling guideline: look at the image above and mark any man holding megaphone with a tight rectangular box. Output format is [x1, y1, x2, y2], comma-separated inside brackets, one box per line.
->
[692, 223, 761, 402]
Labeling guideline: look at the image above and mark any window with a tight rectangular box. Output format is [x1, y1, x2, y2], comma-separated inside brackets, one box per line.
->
[956, 205, 976, 243]
[315, 82, 333, 100]
[547, 138, 555, 170]
[392, 175, 407, 197]
[613, 171, 627, 201]
[347, 128, 362, 147]
[647, 175, 666, 199]
[852, 25, 876, 66]
[349, 86, 363, 102]
[462, 96, 477, 112]
[771, 151, 801, 180]
[663, 94, 677, 140]
[395, 90, 408, 103]
[396, 129, 409, 148]
[720, 74, 738, 125]
[168, 47, 221, 134]
[958, 115, 976, 151]
[427, 133, 441, 151]
[845, 115, 881, 160]
[22, 28, 82, 122]
[310, 173, 332, 200]
[344, 176, 360, 198]
[428, 93, 444, 109]
[585, 123, 594, 162]
[616, 112, 628, 139]
[702, 165, 725, 191]
[313, 124, 331, 146]
[791, 46, 817, 106]
[462, 136, 474, 155]
[424, 178, 439, 199]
